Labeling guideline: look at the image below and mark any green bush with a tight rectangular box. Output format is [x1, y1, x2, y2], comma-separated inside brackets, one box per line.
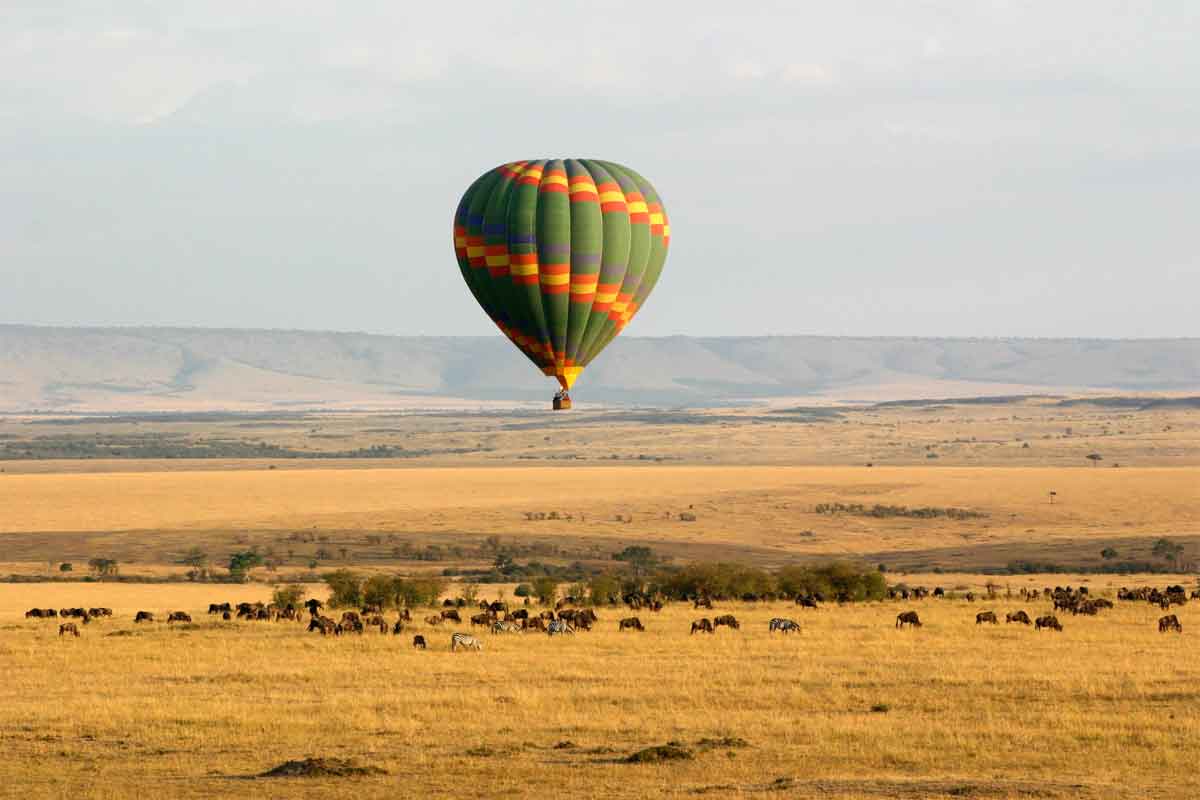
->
[531, 576, 558, 605]
[323, 569, 363, 608]
[272, 584, 306, 608]
[513, 583, 533, 598]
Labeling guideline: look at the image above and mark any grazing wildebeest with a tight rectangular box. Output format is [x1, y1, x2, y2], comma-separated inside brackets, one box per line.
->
[933, 587, 945, 598]
[361, 603, 382, 615]
[412, 634, 427, 649]
[392, 619, 405, 635]
[1035, 615, 1062, 632]
[510, 608, 529, 621]
[694, 597, 713, 610]
[769, 617, 800, 633]
[167, 611, 192, 624]
[470, 613, 492, 627]
[896, 611, 922, 629]
[1006, 610, 1031, 625]
[451, 632, 482, 651]
[618, 617, 644, 632]
[366, 615, 387, 634]
[222, 611, 232, 621]
[425, 615, 443, 626]
[208, 603, 231, 615]
[307, 616, 339, 636]
[714, 614, 740, 630]
[976, 611, 998, 625]
[441, 609, 462, 623]
[134, 611, 155, 623]
[796, 595, 819, 609]
[59, 623, 80, 637]
[304, 598, 323, 617]
[690, 618, 714, 635]
[25, 608, 45, 618]
[524, 616, 547, 632]
[1159, 614, 1183, 633]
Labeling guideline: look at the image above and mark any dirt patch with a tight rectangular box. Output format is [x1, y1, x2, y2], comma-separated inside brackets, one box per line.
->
[624, 744, 694, 763]
[689, 778, 1089, 797]
[259, 758, 385, 778]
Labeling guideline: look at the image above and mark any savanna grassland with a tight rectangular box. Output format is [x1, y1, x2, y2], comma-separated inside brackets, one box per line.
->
[0, 397, 1198, 798]
[2, 585, 1197, 800]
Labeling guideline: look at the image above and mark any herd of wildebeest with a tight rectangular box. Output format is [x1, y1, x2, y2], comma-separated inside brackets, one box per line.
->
[23, 581, 1193, 645]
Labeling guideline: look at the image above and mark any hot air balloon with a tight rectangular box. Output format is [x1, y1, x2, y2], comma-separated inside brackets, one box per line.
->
[452, 159, 669, 409]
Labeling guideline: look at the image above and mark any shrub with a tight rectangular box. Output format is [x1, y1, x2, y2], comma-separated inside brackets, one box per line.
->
[362, 575, 396, 608]
[531, 576, 559, 605]
[323, 569, 363, 608]
[775, 562, 887, 602]
[272, 584, 306, 608]
[513, 583, 533, 598]
[58, 562, 72, 572]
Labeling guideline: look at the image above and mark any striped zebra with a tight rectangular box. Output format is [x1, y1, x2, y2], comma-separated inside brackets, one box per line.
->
[547, 619, 575, 636]
[769, 617, 800, 634]
[451, 632, 482, 651]
[491, 621, 521, 635]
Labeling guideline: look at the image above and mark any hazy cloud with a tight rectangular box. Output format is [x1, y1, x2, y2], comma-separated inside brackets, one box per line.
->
[1, 1, 1198, 337]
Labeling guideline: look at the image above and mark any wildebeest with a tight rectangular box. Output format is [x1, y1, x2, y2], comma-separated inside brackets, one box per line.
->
[690, 618, 714, 635]
[304, 598, 323, 617]
[307, 616, 339, 636]
[222, 611, 232, 621]
[366, 615, 387, 634]
[425, 615, 443, 626]
[714, 614, 740, 630]
[796, 595, 819, 609]
[1035, 615, 1062, 632]
[769, 617, 800, 633]
[59, 623, 80, 637]
[208, 602, 231, 615]
[440, 609, 462, 623]
[1006, 610, 1031, 625]
[975, 611, 998, 625]
[693, 597, 713, 610]
[392, 619, 405, 635]
[618, 617, 645, 632]
[134, 611, 155, 623]
[524, 616, 547, 632]
[896, 611, 922, 629]
[412, 634, 427, 649]
[1159, 614, 1183, 633]
[25, 608, 57, 618]
[167, 611, 192, 624]
[470, 613, 492, 627]
[88, 608, 112, 618]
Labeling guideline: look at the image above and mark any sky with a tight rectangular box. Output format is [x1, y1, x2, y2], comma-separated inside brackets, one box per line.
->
[2, 1, 1198, 339]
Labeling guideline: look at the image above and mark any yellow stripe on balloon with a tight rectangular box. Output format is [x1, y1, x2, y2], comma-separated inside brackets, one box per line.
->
[626, 201, 648, 214]
[510, 262, 538, 276]
[598, 191, 625, 203]
[595, 291, 619, 303]
[466, 246, 485, 258]
[649, 213, 664, 225]
[541, 174, 569, 187]
[540, 273, 570, 286]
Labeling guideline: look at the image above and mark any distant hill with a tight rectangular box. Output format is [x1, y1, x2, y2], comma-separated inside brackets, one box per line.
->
[1, 325, 1198, 411]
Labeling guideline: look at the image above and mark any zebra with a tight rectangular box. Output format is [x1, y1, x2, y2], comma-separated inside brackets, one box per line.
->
[769, 617, 800, 634]
[547, 619, 575, 636]
[491, 620, 521, 635]
[451, 632, 482, 651]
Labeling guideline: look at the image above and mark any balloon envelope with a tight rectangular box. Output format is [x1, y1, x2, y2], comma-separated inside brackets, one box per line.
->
[453, 159, 669, 390]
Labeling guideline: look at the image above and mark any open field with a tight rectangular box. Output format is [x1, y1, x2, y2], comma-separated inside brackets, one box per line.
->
[2, 584, 1197, 799]
[2, 464, 1198, 575]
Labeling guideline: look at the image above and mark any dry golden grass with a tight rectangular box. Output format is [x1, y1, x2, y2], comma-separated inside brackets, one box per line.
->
[2, 464, 1198, 573]
[1, 584, 1196, 799]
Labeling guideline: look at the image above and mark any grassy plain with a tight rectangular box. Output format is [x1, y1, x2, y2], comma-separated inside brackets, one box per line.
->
[0, 398, 1197, 797]
[2, 585, 1197, 800]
